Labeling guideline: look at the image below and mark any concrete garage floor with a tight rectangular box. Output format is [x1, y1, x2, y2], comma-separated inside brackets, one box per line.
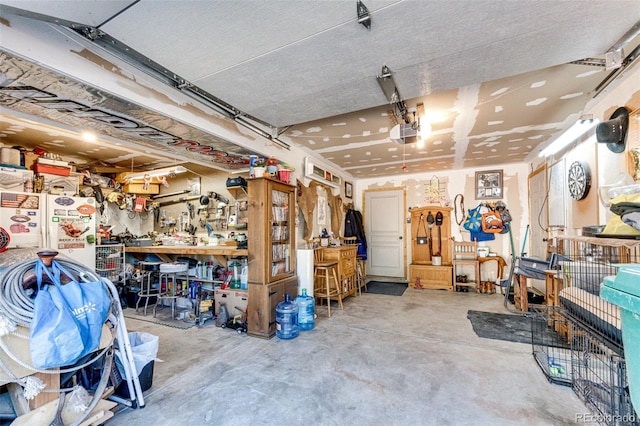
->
[108, 287, 594, 426]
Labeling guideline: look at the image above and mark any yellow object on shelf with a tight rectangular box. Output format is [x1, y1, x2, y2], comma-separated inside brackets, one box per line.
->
[123, 183, 160, 194]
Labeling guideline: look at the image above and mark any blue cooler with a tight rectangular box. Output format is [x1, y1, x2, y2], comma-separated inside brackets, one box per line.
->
[601, 266, 640, 412]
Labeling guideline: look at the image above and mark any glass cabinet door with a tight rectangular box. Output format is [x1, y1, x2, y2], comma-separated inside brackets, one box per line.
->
[270, 188, 292, 278]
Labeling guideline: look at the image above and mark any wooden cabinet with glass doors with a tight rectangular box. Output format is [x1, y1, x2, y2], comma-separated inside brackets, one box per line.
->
[246, 178, 298, 338]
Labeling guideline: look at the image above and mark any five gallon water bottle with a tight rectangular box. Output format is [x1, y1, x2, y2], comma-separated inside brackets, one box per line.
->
[294, 288, 315, 331]
[276, 293, 299, 339]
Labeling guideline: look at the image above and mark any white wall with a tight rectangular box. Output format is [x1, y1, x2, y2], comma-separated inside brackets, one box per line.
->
[353, 162, 530, 270]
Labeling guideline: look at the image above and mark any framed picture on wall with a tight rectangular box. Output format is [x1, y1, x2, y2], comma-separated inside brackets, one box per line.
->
[345, 181, 353, 199]
[475, 169, 503, 199]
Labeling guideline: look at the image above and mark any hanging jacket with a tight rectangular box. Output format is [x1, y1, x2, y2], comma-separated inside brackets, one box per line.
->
[344, 209, 367, 253]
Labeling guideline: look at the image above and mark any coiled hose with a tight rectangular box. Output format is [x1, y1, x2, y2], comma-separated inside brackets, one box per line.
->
[0, 256, 117, 425]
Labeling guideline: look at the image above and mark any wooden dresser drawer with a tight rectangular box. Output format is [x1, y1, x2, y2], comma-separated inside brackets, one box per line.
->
[340, 247, 357, 258]
[341, 256, 355, 276]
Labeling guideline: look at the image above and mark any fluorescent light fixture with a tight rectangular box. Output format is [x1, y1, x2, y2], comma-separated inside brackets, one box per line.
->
[538, 118, 599, 157]
[125, 165, 187, 181]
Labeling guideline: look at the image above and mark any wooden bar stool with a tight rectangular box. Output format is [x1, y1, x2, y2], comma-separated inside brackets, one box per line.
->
[312, 246, 343, 317]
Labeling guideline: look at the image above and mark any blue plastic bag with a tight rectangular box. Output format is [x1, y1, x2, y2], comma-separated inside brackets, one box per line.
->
[30, 260, 111, 369]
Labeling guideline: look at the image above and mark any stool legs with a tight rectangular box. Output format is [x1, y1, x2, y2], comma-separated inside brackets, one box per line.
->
[355, 258, 367, 295]
[314, 265, 343, 317]
[136, 271, 158, 316]
[154, 272, 180, 319]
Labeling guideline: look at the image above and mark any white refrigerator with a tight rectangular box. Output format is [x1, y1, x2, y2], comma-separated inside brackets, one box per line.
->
[46, 194, 98, 270]
[0, 191, 43, 250]
[0, 191, 97, 270]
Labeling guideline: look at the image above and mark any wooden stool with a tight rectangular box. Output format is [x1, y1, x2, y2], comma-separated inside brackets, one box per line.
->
[356, 256, 367, 295]
[313, 248, 343, 317]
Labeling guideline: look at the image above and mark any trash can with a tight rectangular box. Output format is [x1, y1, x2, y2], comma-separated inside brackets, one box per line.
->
[115, 332, 159, 398]
[601, 266, 640, 412]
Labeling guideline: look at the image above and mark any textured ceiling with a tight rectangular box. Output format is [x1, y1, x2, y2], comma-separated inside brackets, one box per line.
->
[0, 1, 639, 178]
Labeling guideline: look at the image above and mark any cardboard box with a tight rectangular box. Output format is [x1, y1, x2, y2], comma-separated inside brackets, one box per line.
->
[23, 152, 39, 170]
[215, 289, 248, 316]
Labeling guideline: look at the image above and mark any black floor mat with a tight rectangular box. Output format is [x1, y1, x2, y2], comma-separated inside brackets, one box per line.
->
[364, 281, 408, 296]
[467, 310, 532, 344]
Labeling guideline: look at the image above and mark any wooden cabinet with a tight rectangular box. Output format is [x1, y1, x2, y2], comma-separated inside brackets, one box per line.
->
[322, 246, 357, 297]
[247, 276, 298, 338]
[409, 206, 453, 290]
[247, 178, 296, 284]
[246, 178, 298, 338]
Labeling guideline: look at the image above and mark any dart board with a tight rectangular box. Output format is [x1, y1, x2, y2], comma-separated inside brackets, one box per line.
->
[567, 161, 591, 201]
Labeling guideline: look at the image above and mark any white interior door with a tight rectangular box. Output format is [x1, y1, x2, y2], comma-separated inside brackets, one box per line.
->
[528, 165, 548, 260]
[364, 188, 405, 278]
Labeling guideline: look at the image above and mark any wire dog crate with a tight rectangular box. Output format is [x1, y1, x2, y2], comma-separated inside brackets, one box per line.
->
[571, 319, 639, 426]
[531, 306, 572, 386]
[549, 236, 640, 424]
[556, 236, 640, 350]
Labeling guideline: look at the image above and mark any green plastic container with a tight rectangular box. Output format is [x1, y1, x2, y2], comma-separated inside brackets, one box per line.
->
[601, 266, 640, 412]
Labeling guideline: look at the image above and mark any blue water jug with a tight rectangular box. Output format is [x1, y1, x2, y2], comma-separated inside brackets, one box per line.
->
[276, 293, 299, 339]
[295, 288, 315, 331]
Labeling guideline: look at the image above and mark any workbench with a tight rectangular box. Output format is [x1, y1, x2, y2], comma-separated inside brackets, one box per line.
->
[126, 245, 248, 267]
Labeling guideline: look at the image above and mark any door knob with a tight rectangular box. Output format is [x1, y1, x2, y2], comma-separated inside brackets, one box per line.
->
[399, 236, 403, 240]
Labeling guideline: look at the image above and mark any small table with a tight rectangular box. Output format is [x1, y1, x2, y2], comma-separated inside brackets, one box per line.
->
[477, 256, 507, 293]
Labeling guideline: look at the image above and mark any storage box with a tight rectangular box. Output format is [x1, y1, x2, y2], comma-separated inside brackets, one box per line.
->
[115, 361, 154, 398]
[33, 163, 71, 176]
[215, 289, 248, 316]
[36, 157, 69, 167]
[123, 183, 160, 195]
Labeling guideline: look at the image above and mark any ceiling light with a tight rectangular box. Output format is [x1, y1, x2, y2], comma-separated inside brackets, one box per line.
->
[419, 122, 432, 139]
[81, 131, 96, 142]
[124, 165, 187, 182]
[538, 118, 599, 157]
[357, 0, 371, 30]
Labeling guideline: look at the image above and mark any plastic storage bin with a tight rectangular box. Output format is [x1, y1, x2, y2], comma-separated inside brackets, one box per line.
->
[601, 266, 640, 413]
[114, 332, 159, 398]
